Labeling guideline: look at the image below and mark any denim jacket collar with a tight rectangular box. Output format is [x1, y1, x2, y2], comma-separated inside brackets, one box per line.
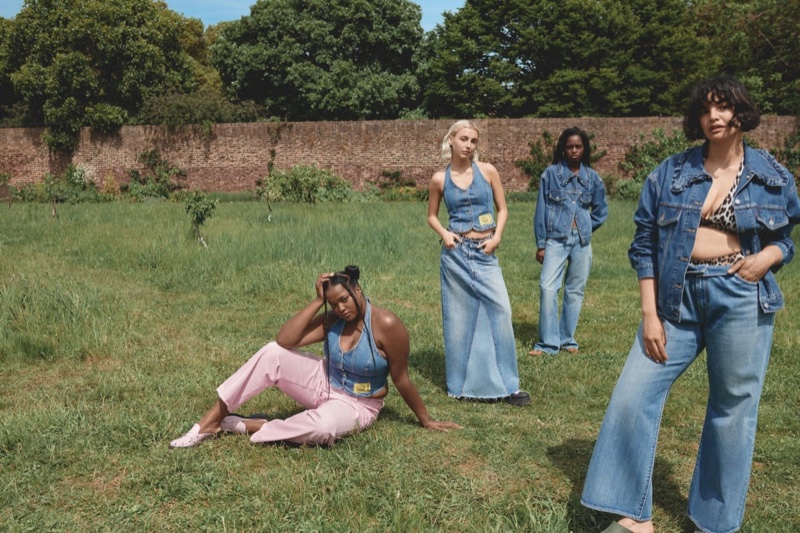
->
[671, 143, 790, 193]
[557, 160, 589, 188]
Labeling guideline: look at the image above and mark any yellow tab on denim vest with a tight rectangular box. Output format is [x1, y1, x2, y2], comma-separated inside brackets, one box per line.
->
[478, 213, 494, 226]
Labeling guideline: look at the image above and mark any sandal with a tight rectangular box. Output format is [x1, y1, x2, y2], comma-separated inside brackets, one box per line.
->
[169, 424, 215, 449]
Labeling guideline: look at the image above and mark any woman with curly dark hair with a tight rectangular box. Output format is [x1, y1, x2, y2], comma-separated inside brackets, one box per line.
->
[581, 77, 800, 533]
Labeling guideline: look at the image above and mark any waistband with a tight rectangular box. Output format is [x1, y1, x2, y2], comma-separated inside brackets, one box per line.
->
[686, 263, 736, 277]
[457, 232, 494, 243]
[689, 251, 744, 267]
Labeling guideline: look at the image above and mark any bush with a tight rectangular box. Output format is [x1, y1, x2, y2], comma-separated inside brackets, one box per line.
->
[16, 165, 105, 205]
[774, 131, 800, 179]
[123, 150, 186, 201]
[368, 170, 423, 201]
[185, 191, 217, 248]
[138, 87, 261, 131]
[619, 129, 695, 183]
[86, 103, 129, 133]
[260, 165, 352, 204]
[515, 131, 555, 192]
[615, 128, 696, 200]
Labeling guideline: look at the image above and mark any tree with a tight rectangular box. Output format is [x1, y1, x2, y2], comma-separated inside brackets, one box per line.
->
[211, 0, 424, 120]
[4, 0, 196, 151]
[423, 0, 711, 118]
[185, 191, 217, 248]
[694, 0, 800, 115]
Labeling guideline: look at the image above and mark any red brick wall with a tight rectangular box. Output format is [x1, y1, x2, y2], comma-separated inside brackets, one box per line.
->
[1, 117, 797, 193]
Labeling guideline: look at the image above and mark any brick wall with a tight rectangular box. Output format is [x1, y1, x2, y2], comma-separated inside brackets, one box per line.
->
[1, 116, 797, 193]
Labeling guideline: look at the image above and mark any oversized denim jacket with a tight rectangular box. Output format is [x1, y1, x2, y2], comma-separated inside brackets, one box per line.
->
[629, 143, 800, 321]
[534, 161, 608, 249]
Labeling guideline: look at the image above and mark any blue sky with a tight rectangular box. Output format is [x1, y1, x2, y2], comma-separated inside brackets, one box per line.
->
[0, 1, 463, 31]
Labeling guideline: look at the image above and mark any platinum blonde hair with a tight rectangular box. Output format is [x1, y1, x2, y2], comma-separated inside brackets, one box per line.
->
[441, 120, 480, 162]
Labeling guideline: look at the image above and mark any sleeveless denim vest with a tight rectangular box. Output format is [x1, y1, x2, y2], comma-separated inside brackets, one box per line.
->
[443, 163, 496, 233]
[326, 300, 389, 397]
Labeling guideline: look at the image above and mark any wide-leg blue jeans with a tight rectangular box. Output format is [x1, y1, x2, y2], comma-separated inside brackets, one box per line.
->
[440, 237, 520, 399]
[534, 229, 593, 353]
[581, 265, 775, 533]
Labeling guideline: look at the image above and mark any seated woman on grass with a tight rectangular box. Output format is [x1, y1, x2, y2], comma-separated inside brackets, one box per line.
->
[170, 266, 461, 448]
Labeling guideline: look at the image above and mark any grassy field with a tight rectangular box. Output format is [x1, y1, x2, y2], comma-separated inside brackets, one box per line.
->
[1, 200, 798, 532]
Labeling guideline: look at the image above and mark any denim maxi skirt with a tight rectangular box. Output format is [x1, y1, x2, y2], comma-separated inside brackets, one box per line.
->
[440, 236, 520, 399]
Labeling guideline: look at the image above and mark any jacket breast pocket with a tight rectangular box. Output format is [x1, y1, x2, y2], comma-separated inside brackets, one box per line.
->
[656, 205, 682, 251]
[579, 191, 593, 207]
[548, 190, 566, 204]
[755, 207, 789, 232]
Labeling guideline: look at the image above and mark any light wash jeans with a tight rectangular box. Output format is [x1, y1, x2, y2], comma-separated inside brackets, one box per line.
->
[440, 236, 520, 399]
[581, 265, 776, 533]
[534, 229, 592, 353]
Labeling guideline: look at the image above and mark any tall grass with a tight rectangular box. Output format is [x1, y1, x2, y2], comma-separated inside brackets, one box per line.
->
[0, 201, 797, 531]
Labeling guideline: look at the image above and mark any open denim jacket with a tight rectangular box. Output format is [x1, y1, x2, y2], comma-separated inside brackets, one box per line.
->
[629, 143, 800, 321]
[533, 161, 608, 249]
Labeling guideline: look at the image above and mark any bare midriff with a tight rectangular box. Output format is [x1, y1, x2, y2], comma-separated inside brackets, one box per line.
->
[691, 226, 741, 261]
[459, 228, 494, 239]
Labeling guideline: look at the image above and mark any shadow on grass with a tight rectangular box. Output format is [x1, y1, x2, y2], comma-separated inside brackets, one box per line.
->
[409, 348, 448, 394]
[547, 438, 695, 532]
[513, 319, 537, 349]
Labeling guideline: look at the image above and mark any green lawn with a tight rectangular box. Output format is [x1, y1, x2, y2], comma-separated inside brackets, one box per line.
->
[1, 200, 798, 532]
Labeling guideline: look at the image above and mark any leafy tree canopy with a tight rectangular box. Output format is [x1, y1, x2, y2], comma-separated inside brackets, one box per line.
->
[3, 0, 197, 150]
[211, 0, 424, 120]
[423, 0, 712, 118]
[695, 0, 800, 115]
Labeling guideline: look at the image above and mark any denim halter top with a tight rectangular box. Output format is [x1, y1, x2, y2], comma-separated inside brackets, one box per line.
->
[326, 299, 389, 397]
[443, 163, 496, 233]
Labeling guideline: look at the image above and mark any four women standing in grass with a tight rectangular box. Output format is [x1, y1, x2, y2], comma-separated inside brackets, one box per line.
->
[529, 127, 608, 357]
[581, 77, 800, 533]
[170, 266, 460, 448]
[426, 120, 530, 406]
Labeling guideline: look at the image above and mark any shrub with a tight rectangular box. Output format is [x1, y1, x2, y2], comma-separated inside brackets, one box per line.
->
[515, 131, 555, 192]
[185, 191, 217, 248]
[368, 169, 422, 201]
[138, 87, 261, 131]
[86, 103, 129, 133]
[615, 129, 696, 200]
[124, 150, 186, 201]
[261, 165, 352, 204]
[774, 131, 800, 179]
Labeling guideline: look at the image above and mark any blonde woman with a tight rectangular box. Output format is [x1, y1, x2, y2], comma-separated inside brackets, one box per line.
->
[426, 120, 530, 406]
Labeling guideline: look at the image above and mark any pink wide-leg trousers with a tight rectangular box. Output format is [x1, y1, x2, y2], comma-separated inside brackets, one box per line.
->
[216, 342, 384, 446]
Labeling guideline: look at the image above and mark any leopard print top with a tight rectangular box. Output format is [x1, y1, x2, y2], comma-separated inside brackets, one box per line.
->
[699, 175, 738, 234]
[692, 167, 744, 266]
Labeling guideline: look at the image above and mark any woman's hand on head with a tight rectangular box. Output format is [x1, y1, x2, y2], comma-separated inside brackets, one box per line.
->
[423, 419, 463, 432]
[315, 272, 333, 300]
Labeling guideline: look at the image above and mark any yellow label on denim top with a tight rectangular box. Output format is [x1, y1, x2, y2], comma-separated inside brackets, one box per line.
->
[353, 382, 371, 393]
[478, 213, 494, 225]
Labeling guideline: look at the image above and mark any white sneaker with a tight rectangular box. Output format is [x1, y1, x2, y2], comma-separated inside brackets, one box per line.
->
[169, 424, 215, 448]
[220, 414, 268, 435]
